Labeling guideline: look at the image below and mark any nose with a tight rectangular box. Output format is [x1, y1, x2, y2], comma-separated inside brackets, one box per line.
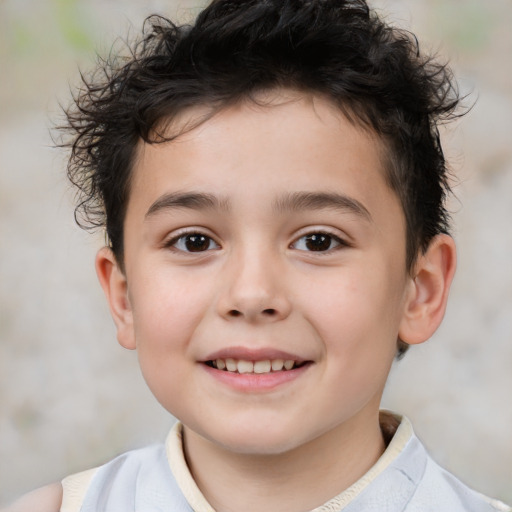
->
[216, 249, 292, 323]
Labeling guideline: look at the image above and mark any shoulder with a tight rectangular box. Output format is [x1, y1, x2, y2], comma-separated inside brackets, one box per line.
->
[0, 483, 62, 512]
[376, 415, 510, 512]
[62, 443, 190, 511]
[405, 444, 511, 512]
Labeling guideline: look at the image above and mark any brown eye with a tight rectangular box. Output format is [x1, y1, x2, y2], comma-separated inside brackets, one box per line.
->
[170, 233, 220, 252]
[186, 235, 211, 251]
[292, 232, 343, 252]
[305, 234, 332, 251]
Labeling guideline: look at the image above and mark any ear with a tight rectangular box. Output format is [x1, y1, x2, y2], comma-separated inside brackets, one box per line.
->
[398, 234, 457, 345]
[95, 247, 136, 350]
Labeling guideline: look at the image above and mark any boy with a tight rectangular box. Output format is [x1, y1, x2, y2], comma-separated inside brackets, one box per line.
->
[5, 0, 510, 510]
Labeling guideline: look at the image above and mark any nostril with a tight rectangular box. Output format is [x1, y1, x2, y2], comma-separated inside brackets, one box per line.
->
[227, 308, 276, 317]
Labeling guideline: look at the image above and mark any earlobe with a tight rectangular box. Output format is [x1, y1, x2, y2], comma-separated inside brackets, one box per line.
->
[95, 247, 136, 350]
[398, 234, 457, 345]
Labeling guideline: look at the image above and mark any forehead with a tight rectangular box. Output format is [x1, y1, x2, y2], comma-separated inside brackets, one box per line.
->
[128, 91, 400, 225]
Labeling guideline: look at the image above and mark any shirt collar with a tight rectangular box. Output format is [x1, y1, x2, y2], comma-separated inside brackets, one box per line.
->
[165, 411, 413, 512]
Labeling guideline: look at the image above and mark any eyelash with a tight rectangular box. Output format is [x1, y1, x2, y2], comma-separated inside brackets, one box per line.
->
[291, 231, 348, 253]
[164, 230, 220, 253]
[164, 229, 348, 255]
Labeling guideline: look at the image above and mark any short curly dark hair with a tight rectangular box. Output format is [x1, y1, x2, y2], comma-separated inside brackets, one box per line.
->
[62, 0, 462, 355]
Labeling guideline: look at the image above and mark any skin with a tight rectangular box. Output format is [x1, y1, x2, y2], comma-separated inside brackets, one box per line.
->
[0, 484, 62, 512]
[10, 90, 456, 512]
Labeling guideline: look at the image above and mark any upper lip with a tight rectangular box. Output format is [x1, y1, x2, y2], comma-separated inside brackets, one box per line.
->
[202, 346, 308, 363]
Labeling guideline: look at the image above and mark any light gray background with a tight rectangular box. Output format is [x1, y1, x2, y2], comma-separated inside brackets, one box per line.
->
[1, 0, 511, 506]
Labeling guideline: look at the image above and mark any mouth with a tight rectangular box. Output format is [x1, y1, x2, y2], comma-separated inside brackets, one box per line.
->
[204, 358, 308, 374]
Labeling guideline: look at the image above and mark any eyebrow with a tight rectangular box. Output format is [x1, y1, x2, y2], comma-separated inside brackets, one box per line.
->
[273, 192, 372, 221]
[145, 190, 371, 222]
[145, 191, 230, 218]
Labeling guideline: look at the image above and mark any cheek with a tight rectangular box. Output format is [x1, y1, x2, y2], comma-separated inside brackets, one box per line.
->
[300, 265, 405, 352]
[129, 274, 212, 412]
[128, 270, 213, 351]
[306, 271, 400, 406]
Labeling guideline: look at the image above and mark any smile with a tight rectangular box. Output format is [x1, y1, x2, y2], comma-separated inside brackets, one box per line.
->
[206, 358, 304, 374]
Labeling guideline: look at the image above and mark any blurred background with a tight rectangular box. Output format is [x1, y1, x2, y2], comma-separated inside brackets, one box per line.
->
[0, 0, 511, 506]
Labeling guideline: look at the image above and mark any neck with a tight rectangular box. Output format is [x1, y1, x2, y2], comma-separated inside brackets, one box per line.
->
[183, 408, 386, 512]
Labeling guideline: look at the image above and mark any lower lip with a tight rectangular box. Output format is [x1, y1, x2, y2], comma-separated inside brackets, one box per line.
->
[201, 363, 311, 392]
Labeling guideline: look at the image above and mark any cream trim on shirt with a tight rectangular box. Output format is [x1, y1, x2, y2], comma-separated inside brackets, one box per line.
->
[166, 411, 413, 512]
[60, 467, 99, 512]
[59, 412, 412, 512]
[312, 412, 412, 511]
[166, 422, 217, 512]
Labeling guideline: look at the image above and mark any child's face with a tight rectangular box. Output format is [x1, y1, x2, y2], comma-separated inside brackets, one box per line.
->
[111, 92, 414, 455]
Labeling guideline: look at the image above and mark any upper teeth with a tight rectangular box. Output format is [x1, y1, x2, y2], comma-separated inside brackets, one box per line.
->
[212, 358, 297, 373]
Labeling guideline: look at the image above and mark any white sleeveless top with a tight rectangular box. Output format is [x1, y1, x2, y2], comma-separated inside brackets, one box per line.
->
[60, 414, 511, 512]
